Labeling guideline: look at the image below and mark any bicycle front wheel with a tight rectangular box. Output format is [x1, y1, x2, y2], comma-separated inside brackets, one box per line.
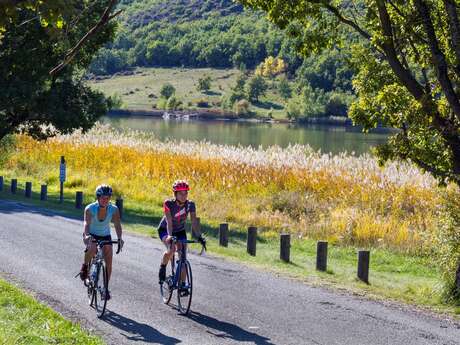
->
[94, 261, 108, 318]
[88, 261, 96, 307]
[177, 260, 193, 315]
[160, 262, 173, 305]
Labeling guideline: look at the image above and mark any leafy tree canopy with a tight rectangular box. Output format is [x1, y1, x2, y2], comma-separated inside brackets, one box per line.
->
[238, 0, 460, 185]
[0, 1, 117, 141]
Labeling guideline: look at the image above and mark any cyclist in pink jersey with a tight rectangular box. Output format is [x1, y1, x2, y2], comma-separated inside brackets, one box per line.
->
[157, 180, 205, 284]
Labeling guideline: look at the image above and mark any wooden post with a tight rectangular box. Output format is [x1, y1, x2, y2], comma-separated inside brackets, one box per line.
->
[40, 185, 47, 201]
[247, 226, 257, 256]
[357, 250, 370, 284]
[75, 191, 83, 209]
[0, 176, 3, 191]
[115, 198, 124, 220]
[316, 241, 328, 272]
[11, 179, 17, 194]
[280, 233, 291, 263]
[25, 182, 32, 198]
[219, 223, 228, 247]
[59, 156, 66, 203]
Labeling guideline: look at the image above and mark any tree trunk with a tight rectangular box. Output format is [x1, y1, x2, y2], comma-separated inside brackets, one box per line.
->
[455, 261, 460, 293]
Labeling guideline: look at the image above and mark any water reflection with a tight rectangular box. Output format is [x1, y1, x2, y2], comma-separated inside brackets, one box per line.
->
[102, 116, 390, 155]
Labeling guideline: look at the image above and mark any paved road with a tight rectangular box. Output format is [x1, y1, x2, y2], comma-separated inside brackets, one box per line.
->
[1, 199, 460, 345]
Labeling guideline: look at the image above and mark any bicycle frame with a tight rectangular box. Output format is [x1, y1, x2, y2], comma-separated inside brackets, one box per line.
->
[159, 235, 205, 314]
[169, 239, 190, 290]
[86, 238, 120, 318]
[88, 239, 120, 284]
[167, 238, 204, 290]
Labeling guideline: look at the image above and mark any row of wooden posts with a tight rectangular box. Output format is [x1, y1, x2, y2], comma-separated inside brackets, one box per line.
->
[0, 177, 124, 219]
[0, 176, 370, 284]
[217, 223, 370, 284]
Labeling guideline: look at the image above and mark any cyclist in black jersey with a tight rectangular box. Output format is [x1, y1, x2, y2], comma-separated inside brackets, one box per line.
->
[157, 180, 205, 284]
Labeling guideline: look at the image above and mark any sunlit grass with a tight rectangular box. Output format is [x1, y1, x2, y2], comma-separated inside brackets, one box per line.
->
[3, 123, 444, 256]
[0, 279, 103, 345]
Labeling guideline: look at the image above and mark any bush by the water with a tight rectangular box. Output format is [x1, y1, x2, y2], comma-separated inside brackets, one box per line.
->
[436, 187, 460, 303]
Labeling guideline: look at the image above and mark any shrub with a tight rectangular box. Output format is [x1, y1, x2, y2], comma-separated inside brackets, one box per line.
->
[196, 75, 212, 93]
[286, 98, 302, 120]
[160, 83, 176, 99]
[0, 135, 16, 168]
[166, 95, 182, 110]
[277, 75, 292, 101]
[157, 98, 167, 109]
[107, 92, 124, 109]
[246, 75, 267, 102]
[436, 187, 460, 303]
[234, 99, 251, 116]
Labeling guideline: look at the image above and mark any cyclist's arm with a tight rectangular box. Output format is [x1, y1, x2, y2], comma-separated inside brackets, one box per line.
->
[112, 208, 122, 240]
[190, 211, 201, 237]
[164, 209, 173, 236]
[83, 208, 91, 237]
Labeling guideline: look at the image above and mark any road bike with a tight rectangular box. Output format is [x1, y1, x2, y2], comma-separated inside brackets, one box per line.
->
[86, 238, 121, 318]
[159, 237, 206, 315]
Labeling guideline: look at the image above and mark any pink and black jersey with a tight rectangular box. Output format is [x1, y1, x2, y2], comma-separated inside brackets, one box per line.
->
[158, 199, 196, 233]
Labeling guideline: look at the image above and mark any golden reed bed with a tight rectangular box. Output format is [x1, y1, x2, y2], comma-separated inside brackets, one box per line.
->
[4, 124, 448, 254]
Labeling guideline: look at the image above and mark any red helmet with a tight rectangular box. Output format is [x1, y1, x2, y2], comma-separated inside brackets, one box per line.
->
[173, 180, 190, 192]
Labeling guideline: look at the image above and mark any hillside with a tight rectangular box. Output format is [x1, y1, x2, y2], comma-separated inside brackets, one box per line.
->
[118, 0, 244, 28]
[89, 0, 356, 121]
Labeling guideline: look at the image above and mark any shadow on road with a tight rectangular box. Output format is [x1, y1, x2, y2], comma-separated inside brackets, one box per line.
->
[103, 310, 180, 344]
[187, 311, 275, 345]
[0, 198, 79, 219]
[0, 197, 162, 230]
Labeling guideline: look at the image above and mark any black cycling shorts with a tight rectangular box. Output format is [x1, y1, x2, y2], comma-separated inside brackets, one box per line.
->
[158, 228, 187, 242]
[90, 234, 112, 244]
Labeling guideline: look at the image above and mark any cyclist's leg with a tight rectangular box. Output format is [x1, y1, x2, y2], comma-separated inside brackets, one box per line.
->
[80, 241, 97, 280]
[84, 242, 97, 265]
[102, 243, 113, 284]
[159, 227, 174, 282]
[159, 228, 174, 265]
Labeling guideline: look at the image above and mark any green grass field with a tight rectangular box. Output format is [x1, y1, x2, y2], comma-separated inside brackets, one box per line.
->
[0, 174, 456, 318]
[0, 279, 104, 345]
[88, 67, 288, 119]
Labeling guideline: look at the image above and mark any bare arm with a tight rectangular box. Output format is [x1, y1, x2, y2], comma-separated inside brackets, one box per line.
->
[190, 211, 201, 238]
[112, 208, 123, 240]
[165, 209, 173, 236]
[83, 209, 91, 237]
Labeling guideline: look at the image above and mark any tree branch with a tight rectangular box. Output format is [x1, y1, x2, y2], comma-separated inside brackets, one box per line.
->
[443, 0, 460, 75]
[414, 0, 460, 120]
[49, 1, 121, 76]
[322, 3, 372, 41]
[376, 0, 426, 100]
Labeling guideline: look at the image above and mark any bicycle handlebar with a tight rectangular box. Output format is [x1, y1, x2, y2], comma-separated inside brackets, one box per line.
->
[170, 237, 207, 255]
[91, 239, 122, 254]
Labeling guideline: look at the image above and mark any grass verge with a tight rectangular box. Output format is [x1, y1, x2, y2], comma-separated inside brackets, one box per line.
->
[0, 278, 103, 345]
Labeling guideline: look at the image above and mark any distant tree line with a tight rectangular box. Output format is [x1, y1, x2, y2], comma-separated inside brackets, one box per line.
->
[89, 11, 356, 119]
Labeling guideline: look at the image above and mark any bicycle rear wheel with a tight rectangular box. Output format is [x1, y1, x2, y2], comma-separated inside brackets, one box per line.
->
[177, 260, 193, 315]
[160, 261, 173, 304]
[94, 261, 108, 318]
